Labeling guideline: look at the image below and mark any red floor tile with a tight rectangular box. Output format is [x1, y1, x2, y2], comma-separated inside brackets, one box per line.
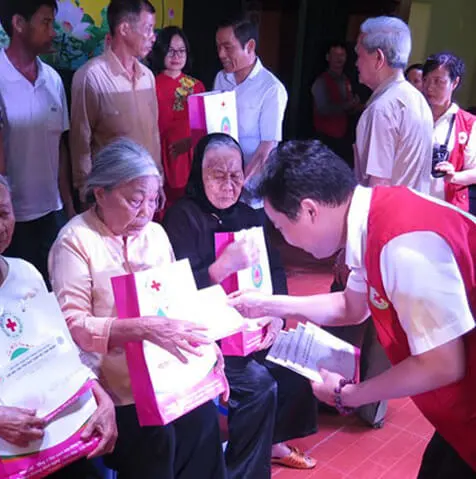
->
[269, 252, 431, 478]
[346, 459, 389, 478]
[369, 430, 423, 467]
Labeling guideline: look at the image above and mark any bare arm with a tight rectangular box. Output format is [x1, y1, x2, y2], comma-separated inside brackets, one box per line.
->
[244, 140, 277, 182]
[339, 337, 465, 407]
[230, 287, 369, 327]
[368, 175, 391, 187]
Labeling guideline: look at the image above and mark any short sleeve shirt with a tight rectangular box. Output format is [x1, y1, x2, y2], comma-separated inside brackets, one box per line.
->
[430, 103, 476, 199]
[0, 49, 68, 221]
[346, 186, 475, 355]
[355, 73, 433, 193]
[213, 58, 288, 166]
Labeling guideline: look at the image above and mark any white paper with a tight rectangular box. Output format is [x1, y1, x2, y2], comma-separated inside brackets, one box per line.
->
[0, 292, 96, 456]
[203, 91, 239, 141]
[266, 322, 359, 384]
[131, 259, 245, 341]
[234, 227, 273, 295]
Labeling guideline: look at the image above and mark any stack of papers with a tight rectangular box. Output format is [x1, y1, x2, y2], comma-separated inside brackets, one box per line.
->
[266, 322, 360, 384]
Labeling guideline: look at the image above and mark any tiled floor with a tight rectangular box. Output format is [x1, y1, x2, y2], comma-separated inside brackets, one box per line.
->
[271, 397, 433, 478]
[270, 245, 434, 478]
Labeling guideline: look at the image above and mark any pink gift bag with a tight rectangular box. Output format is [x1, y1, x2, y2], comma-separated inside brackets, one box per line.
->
[215, 227, 273, 356]
[188, 91, 239, 148]
[111, 265, 227, 426]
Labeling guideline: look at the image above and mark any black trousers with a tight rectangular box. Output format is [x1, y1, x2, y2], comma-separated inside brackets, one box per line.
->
[225, 353, 318, 479]
[103, 402, 226, 479]
[418, 431, 476, 478]
[4, 210, 67, 288]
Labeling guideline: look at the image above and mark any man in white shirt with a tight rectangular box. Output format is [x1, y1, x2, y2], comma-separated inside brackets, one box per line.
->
[230, 141, 476, 478]
[214, 17, 288, 209]
[354, 16, 433, 192]
[0, 1, 74, 286]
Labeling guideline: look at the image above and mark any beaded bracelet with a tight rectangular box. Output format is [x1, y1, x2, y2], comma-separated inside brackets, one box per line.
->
[334, 378, 356, 416]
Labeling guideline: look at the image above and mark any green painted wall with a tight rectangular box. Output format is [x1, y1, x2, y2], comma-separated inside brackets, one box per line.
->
[409, 0, 476, 107]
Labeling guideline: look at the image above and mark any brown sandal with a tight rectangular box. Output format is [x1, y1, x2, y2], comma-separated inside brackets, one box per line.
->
[271, 446, 317, 469]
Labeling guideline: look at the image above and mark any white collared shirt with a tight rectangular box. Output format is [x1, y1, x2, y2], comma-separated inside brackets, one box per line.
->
[213, 58, 288, 166]
[430, 103, 476, 200]
[346, 186, 474, 355]
[355, 72, 433, 193]
[0, 49, 68, 222]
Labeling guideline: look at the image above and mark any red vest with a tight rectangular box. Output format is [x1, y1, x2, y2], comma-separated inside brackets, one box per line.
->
[445, 109, 476, 211]
[313, 71, 352, 138]
[365, 186, 476, 471]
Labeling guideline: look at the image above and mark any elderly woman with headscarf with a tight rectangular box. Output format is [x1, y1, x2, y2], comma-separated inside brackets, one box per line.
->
[0, 175, 117, 479]
[163, 133, 318, 479]
[48, 138, 226, 479]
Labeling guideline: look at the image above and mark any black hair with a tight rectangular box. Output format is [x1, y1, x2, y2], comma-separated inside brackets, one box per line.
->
[148, 26, 191, 75]
[0, 0, 57, 37]
[217, 16, 259, 50]
[107, 0, 155, 36]
[257, 140, 357, 220]
[423, 52, 465, 83]
[405, 63, 423, 78]
[327, 41, 347, 54]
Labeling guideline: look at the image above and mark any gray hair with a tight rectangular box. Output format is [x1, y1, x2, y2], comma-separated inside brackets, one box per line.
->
[202, 135, 243, 164]
[360, 16, 411, 69]
[0, 175, 10, 191]
[84, 138, 161, 204]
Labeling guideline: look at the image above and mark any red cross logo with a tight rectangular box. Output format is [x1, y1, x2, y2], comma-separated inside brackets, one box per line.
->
[151, 281, 161, 292]
[6, 318, 17, 332]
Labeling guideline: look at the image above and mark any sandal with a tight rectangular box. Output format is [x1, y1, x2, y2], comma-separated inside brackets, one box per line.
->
[271, 445, 317, 469]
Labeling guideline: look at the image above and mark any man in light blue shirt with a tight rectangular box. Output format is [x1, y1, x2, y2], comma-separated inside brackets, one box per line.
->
[214, 17, 288, 209]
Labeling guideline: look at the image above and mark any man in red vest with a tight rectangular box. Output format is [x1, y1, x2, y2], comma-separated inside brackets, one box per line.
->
[230, 140, 476, 478]
[311, 42, 361, 166]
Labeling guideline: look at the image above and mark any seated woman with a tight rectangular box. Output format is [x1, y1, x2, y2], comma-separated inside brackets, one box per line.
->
[48, 139, 226, 479]
[0, 175, 117, 479]
[163, 133, 318, 478]
[423, 52, 476, 212]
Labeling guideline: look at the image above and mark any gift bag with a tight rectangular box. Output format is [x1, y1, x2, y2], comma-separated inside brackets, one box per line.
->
[188, 91, 239, 147]
[215, 227, 273, 356]
[111, 259, 228, 426]
[0, 293, 98, 479]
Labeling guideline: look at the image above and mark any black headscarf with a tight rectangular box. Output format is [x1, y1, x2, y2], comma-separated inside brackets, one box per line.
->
[185, 133, 246, 229]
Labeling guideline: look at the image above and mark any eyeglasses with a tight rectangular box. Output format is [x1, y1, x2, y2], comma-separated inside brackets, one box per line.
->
[166, 48, 187, 58]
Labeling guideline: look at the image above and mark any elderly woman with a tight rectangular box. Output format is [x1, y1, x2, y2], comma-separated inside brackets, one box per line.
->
[0, 175, 117, 479]
[163, 133, 317, 479]
[48, 139, 226, 479]
[423, 52, 476, 212]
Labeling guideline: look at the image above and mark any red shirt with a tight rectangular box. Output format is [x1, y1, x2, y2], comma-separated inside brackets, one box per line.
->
[155, 72, 205, 207]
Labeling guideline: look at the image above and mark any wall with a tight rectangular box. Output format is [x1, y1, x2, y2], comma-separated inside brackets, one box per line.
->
[0, 0, 184, 71]
[79, 0, 183, 28]
[408, 0, 476, 107]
